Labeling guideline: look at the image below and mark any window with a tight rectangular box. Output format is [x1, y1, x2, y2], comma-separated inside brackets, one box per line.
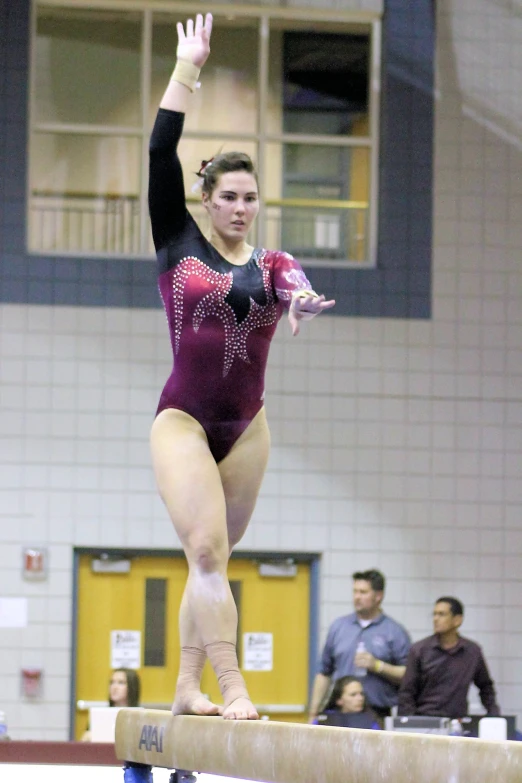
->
[29, 4, 380, 267]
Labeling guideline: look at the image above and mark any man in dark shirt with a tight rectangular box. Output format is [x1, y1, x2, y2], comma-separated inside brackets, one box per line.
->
[398, 596, 500, 719]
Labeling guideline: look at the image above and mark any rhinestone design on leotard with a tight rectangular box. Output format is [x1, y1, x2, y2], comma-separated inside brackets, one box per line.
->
[170, 256, 233, 355]
[170, 253, 278, 377]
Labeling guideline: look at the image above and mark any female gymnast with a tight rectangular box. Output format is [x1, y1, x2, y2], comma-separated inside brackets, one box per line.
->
[149, 12, 335, 721]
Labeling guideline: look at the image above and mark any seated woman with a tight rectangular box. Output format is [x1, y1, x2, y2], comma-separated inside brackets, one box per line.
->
[108, 668, 140, 707]
[82, 668, 141, 740]
[318, 676, 381, 730]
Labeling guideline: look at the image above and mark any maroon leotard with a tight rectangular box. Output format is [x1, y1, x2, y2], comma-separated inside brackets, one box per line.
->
[149, 108, 313, 463]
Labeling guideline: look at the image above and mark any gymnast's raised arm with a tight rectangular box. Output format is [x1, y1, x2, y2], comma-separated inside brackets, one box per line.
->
[148, 13, 213, 252]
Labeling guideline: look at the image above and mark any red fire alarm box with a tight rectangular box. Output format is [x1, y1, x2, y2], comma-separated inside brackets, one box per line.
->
[22, 547, 48, 581]
[21, 668, 43, 699]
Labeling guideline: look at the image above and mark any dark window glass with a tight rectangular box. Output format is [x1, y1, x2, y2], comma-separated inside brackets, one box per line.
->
[144, 578, 167, 667]
[283, 31, 369, 136]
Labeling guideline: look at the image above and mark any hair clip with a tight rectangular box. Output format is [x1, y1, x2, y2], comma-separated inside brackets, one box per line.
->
[191, 158, 215, 194]
[197, 158, 214, 178]
[192, 148, 223, 193]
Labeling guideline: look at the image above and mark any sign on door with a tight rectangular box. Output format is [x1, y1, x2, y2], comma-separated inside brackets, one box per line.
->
[111, 630, 141, 669]
[243, 632, 273, 671]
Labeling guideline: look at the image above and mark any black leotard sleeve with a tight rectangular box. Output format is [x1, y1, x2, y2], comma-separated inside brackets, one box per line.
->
[148, 108, 201, 264]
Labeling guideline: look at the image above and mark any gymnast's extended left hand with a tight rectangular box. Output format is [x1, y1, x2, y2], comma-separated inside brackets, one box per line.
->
[288, 291, 336, 336]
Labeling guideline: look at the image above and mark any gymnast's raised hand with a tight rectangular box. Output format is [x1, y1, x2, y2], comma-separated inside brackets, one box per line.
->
[176, 12, 213, 69]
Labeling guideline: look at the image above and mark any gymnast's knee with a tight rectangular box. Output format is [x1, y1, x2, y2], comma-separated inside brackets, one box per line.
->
[187, 536, 228, 574]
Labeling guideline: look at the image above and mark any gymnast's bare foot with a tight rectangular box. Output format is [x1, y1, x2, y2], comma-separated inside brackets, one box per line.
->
[222, 696, 259, 720]
[172, 690, 223, 716]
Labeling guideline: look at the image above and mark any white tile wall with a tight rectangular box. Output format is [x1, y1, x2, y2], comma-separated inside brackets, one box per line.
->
[1, 0, 522, 738]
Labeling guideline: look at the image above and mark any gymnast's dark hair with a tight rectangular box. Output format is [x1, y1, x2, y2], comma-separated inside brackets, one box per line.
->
[109, 668, 141, 707]
[201, 152, 259, 196]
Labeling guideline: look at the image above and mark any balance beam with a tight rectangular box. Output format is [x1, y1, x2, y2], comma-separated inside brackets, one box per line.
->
[115, 708, 522, 783]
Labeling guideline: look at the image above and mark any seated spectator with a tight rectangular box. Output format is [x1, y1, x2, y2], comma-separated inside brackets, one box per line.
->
[108, 667, 140, 707]
[398, 597, 500, 719]
[82, 668, 141, 740]
[319, 676, 381, 730]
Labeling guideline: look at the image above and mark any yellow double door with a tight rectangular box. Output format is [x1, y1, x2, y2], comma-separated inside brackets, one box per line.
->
[75, 554, 310, 739]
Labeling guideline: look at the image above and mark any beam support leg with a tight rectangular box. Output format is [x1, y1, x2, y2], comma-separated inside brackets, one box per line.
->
[169, 771, 197, 783]
[123, 761, 154, 782]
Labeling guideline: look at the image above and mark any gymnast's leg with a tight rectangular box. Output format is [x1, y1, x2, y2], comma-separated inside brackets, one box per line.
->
[218, 408, 271, 554]
[216, 407, 270, 718]
[150, 408, 270, 720]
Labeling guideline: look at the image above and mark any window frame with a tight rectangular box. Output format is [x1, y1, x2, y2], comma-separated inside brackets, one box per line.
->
[28, 0, 382, 268]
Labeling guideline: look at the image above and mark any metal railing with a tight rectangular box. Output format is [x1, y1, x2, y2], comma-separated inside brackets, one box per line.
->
[264, 199, 368, 265]
[30, 191, 369, 265]
[30, 191, 141, 255]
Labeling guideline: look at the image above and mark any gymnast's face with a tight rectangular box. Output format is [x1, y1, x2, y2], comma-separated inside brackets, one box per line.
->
[337, 681, 365, 714]
[109, 670, 129, 707]
[203, 171, 259, 244]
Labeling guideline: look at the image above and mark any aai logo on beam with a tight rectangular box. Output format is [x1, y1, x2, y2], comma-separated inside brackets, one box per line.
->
[138, 724, 164, 753]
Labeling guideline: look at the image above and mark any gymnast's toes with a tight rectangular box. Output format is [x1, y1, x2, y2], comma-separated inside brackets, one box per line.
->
[172, 691, 223, 716]
[222, 697, 259, 720]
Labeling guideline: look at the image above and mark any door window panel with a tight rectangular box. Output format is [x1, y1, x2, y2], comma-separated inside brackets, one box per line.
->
[29, 133, 141, 254]
[144, 578, 167, 667]
[267, 24, 370, 138]
[264, 142, 369, 263]
[34, 8, 142, 126]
